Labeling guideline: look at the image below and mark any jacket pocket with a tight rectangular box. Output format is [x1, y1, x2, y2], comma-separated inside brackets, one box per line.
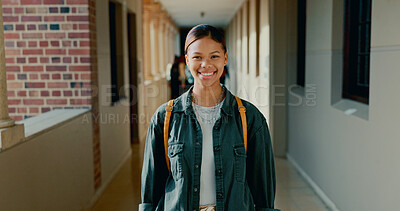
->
[234, 145, 247, 183]
[168, 143, 184, 181]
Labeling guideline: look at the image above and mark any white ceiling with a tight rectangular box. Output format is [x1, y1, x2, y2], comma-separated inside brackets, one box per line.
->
[156, 0, 246, 28]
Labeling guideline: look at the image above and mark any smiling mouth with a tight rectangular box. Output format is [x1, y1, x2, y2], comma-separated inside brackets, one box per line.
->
[199, 71, 217, 76]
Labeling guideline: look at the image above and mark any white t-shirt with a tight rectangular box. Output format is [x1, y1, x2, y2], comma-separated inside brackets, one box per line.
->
[192, 99, 224, 206]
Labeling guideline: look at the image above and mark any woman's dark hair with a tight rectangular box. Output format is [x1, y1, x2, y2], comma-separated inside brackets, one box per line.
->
[184, 24, 227, 55]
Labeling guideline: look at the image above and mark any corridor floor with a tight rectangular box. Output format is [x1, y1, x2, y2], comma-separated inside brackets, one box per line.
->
[91, 143, 330, 211]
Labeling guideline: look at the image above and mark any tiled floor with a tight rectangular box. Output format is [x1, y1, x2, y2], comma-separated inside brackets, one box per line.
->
[91, 143, 330, 211]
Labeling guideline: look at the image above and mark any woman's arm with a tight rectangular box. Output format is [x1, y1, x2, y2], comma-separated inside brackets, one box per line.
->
[246, 119, 280, 211]
[139, 115, 169, 211]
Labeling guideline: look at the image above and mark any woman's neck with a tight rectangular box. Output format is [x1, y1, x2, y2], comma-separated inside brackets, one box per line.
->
[192, 83, 224, 107]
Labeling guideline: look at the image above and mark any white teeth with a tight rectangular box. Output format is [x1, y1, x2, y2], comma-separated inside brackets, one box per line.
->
[201, 72, 214, 76]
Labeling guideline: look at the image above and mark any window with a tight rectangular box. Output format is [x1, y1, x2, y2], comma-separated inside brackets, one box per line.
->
[109, 1, 125, 103]
[343, 0, 371, 104]
[297, 0, 306, 87]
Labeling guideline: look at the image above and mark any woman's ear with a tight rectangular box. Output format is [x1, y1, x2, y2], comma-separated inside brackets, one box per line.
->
[185, 54, 189, 64]
[224, 52, 228, 65]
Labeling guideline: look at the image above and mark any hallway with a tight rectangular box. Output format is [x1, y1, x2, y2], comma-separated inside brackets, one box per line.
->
[91, 144, 329, 211]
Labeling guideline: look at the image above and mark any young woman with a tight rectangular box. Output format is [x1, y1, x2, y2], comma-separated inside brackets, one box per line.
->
[140, 24, 279, 211]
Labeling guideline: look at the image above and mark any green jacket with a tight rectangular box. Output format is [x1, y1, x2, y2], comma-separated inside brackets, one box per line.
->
[140, 86, 279, 211]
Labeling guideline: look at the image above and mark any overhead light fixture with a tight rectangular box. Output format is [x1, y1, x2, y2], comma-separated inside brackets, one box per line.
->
[200, 11, 205, 18]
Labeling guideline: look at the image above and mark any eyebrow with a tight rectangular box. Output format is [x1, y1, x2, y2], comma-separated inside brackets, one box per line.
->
[192, 51, 221, 55]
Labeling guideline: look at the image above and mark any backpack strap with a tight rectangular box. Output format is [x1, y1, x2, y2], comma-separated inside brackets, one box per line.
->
[163, 96, 247, 173]
[164, 100, 174, 173]
[235, 96, 247, 152]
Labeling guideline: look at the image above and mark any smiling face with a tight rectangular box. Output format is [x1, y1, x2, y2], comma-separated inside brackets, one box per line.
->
[185, 37, 228, 89]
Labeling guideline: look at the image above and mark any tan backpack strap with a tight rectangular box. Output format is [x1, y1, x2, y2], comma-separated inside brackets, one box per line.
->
[235, 96, 247, 152]
[164, 100, 174, 173]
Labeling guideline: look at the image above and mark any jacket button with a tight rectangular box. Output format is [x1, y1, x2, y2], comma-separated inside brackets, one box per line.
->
[214, 146, 220, 151]
[217, 193, 223, 199]
[194, 188, 198, 192]
[217, 169, 222, 175]
[195, 164, 199, 169]
[196, 142, 201, 146]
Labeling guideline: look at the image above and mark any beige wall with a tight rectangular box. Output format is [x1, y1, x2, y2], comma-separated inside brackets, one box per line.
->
[0, 113, 94, 210]
[226, 0, 275, 146]
[96, 0, 140, 193]
[287, 0, 400, 210]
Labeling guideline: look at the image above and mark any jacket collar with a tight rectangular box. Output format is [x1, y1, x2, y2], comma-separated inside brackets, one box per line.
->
[173, 85, 234, 117]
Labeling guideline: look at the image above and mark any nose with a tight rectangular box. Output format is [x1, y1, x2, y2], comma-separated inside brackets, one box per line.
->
[201, 59, 212, 68]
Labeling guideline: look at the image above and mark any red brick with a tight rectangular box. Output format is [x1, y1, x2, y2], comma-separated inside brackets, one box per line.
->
[46, 49, 66, 55]
[41, 74, 50, 79]
[23, 99, 44, 105]
[28, 41, 38, 47]
[21, 16, 42, 22]
[62, 41, 72, 47]
[40, 57, 50, 63]
[22, 33, 43, 39]
[11, 116, 24, 121]
[63, 90, 72, 96]
[80, 57, 90, 63]
[70, 99, 90, 105]
[2, 0, 19, 6]
[81, 90, 91, 96]
[47, 99, 68, 105]
[67, 0, 87, 4]
[25, 82, 45, 88]
[8, 99, 21, 105]
[3, 8, 12, 14]
[80, 73, 91, 80]
[18, 108, 27, 113]
[23, 66, 44, 72]
[28, 57, 38, 63]
[3, 16, 18, 22]
[25, 8, 36, 13]
[45, 33, 66, 39]
[17, 41, 26, 47]
[7, 82, 23, 89]
[67, 15, 88, 22]
[80, 41, 90, 47]
[83, 82, 91, 88]
[29, 74, 39, 80]
[9, 107, 16, 114]
[50, 41, 60, 46]
[27, 24, 37, 30]
[29, 107, 40, 113]
[74, 73, 79, 80]
[46, 66, 66, 71]
[42, 107, 51, 113]
[17, 91, 27, 97]
[29, 90, 40, 97]
[15, 24, 25, 31]
[78, 24, 89, 30]
[6, 58, 15, 64]
[5, 49, 20, 56]
[69, 49, 90, 55]
[23, 49, 43, 55]
[7, 74, 15, 80]
[6, 66, 20, 72]
[44, 16, 65, 22]
[41, 90, 50, 97]
[52, 90, 61, 96]
[48, 82, 68, 88]
[21, 0, 42, 5]
[69, 65, 90, 71]
[44, 0, 64, 4]
[52, 73, 61, 79]
[4, 33, 20, 39]
[61, 24, 73, 30]
[63, 57, 72, 63]
[14, 8, 24, 14]
[40, 41, 49, 47]
[68, 32, 89, 38]
[8, 91, 15, 97]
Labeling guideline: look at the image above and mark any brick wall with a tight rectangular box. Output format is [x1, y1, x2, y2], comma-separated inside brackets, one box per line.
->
[2, 0, 91, 120]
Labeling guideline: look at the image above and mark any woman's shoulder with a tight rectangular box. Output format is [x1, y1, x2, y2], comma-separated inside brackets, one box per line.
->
[235, 97, 268, 131]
